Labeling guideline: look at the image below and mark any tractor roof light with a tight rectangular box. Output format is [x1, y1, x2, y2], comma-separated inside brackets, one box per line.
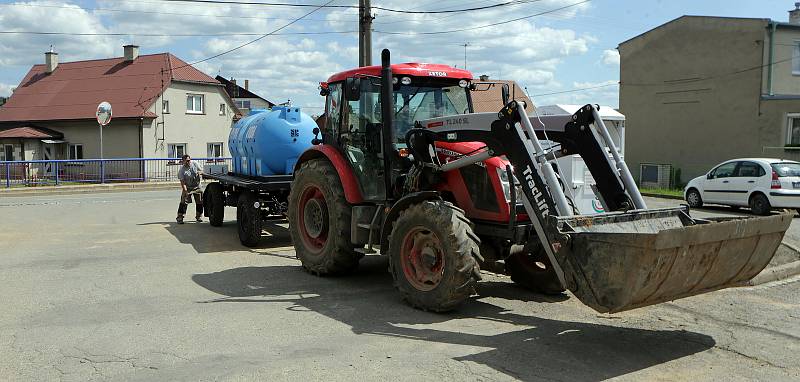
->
[392, 77, 399, 84]
[401, 76, 412, 85]
[459, 79, 470, 88]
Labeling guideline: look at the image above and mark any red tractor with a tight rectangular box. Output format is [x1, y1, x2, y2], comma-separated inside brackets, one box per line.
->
[287, 49, 790, 313]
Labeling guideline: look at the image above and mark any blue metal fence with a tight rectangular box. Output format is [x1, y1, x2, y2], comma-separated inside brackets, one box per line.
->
[0, 157, 231, 188]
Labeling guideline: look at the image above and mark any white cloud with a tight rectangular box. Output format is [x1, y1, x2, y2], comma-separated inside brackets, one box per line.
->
[0, 0, 601, 112]
[601, 49, 620, 66]
[0, 1, 116, 66]
[0, 83, 15, 97]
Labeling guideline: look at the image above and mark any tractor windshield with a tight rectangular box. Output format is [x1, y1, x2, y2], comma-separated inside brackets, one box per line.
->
[394, 84, 470, 141]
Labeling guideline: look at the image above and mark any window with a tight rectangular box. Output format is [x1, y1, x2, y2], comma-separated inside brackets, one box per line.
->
[772, 162, 800, 177]
[735, 161, 765, 177]
[710, 162, 738, 179]
[168, 143, 187, 158]
[162, 100, 170, 113]
[219, 103, 226, 116]
[2, 144, 13, 161]
[794, 42, 800, 75]
[186, 94, 204, 114]
[788, 114, 800, 145]
[236, 100, 251, 110]
[69, 144, 83, 160]
[207, 142, 223, 158]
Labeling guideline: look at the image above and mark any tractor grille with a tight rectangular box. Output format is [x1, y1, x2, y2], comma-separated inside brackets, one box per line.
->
[460, 165, 500, 212]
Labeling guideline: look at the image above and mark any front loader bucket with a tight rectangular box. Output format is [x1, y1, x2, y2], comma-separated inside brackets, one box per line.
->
[550, 207, 792, 314]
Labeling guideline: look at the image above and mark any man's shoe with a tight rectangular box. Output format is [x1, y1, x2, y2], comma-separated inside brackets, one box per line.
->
[177, 216, 184, 224]
[195, 216, 203, 222]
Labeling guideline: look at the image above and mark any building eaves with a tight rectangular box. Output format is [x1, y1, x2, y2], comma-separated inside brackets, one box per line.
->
[618, 15, 770, 48]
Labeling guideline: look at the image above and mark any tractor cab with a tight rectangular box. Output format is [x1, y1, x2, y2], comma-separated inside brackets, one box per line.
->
[319, 63, 473, 201]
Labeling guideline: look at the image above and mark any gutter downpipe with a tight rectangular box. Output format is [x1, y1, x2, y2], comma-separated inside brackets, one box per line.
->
[768, 22, 777, 96]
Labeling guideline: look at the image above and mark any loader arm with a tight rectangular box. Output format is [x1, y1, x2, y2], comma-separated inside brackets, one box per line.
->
[408, 102, 792, 313]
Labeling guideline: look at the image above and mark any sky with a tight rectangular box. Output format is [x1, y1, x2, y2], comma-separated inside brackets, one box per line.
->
[0, 0, 793, 115]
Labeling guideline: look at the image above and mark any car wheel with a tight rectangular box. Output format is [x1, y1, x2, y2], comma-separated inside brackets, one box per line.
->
[686, 188, 703, 208]
[749, 193, 771, 216]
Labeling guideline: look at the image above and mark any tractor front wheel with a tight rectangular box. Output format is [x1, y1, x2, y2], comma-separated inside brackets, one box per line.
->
[388, 200, 481, 312]
[289, 159, 359, 275]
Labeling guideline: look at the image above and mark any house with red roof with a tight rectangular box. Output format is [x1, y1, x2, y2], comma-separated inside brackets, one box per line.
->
[0, 45, 238, 163]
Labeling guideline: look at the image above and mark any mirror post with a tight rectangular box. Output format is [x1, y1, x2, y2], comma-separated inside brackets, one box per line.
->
[99, 122, 104, 183]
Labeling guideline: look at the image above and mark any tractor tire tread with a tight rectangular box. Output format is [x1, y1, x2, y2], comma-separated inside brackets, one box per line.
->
[288, 159, 360, 275]
[388, 200, 481, 312]
[206, 182, 225, 227]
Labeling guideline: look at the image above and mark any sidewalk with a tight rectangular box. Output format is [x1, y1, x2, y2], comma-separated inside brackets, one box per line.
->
[0, 181, 180, 197]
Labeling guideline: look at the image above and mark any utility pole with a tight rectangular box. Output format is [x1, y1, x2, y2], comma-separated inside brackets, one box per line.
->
[463, 43, 470, 70]
[359, 0, 373, 67]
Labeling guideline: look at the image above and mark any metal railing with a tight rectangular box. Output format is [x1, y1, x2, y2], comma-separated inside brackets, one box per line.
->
[0, 157, 231, 188]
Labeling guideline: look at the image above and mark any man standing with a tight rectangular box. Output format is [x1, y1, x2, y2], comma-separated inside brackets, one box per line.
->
[177, 154, 203, 224]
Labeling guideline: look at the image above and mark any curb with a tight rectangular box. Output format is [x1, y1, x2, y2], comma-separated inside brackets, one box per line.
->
[747, 259, 800, 286]
[640, 192, 684, 200]
[0, 182, 180, 197]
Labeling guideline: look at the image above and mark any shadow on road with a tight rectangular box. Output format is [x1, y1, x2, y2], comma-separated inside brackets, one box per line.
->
[191, 257, 715, 381]
[139, 220, 293, 254]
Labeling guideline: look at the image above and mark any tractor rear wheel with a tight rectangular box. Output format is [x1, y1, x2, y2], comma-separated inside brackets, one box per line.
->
[505, 243, 565, 295]
[388, 200, 482, 312]
[204, 182, 225, 227]
[237, 191, 263, 247]
[289, 159, 360, 275]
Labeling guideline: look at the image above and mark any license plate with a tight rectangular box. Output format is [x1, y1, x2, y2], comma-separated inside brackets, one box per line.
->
[793, 182, 800, 189]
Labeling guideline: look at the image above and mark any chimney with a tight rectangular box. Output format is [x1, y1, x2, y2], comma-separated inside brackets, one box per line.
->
[45, 48, 58, 74]
[791, 2, 800, 25]
[244, 79, 249, 90]
[479, 74, 489, 81]
[123, 44, 139, 61]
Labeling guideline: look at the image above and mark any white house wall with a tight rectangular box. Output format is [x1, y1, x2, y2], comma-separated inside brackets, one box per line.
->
[143, 81, 235, 159]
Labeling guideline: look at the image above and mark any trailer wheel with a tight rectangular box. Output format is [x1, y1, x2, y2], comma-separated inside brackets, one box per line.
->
[237, 191, 263, 247]
[505, 243, 565, 295]
[388, 200, 481, 312]
[204, 182, 225, 227]
[289, 159, 359, 275]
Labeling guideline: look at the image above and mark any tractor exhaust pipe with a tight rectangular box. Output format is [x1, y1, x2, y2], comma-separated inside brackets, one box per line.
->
[380, 49, 396, 200]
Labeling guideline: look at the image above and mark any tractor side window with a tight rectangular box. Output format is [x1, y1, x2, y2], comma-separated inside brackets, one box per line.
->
[325, 82, 342, 136]
[342, 78, 385, 201]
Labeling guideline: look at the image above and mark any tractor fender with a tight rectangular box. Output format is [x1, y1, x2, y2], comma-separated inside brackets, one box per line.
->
[295, 145, 364, 204]
[379, 191, 442, 254]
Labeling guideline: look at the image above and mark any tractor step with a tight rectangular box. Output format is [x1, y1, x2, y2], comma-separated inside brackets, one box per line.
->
[355, 247, 378, 255]
[357, 223, 374, 230]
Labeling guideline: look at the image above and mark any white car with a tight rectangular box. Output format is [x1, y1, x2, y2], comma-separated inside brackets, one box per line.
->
[684, 158, 800, 215]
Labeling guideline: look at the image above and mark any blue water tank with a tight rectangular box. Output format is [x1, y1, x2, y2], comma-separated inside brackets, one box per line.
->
[228, 106, 315, 177]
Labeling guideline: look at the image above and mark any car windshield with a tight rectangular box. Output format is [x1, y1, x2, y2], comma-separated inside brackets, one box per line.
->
[771, 162, 800, 177]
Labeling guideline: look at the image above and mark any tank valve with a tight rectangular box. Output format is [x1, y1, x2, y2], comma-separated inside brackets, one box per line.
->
[311, 127, 321, 145]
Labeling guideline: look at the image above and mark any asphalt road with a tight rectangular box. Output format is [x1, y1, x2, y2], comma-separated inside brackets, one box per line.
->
[0, 190, 798, 381]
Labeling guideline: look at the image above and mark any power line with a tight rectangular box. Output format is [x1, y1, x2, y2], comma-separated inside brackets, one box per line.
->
[374, 0, 590, 35]
[530, 82, 618, 97]
[177, 0, 338, 68]
[0, 30, 356, 37]
[154, 0, 543, 14]
[0, 2, 350, 23]
[0, 1, 589, 39]
[623, 53, 800, 87]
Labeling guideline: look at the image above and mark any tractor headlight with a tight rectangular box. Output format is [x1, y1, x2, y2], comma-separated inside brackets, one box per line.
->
[496, 167, 521, 204]
[458, 79, 470, 88]
[401, 76, 412, 85]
